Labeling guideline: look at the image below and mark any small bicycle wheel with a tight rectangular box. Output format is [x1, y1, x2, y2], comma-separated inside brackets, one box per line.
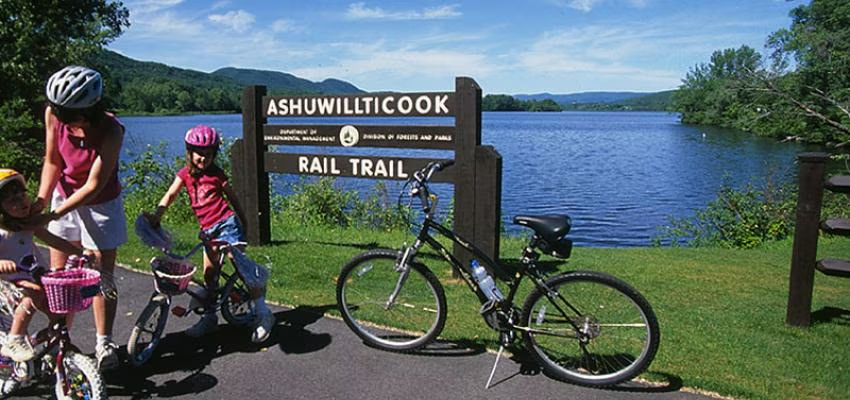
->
[127, 294, 170, 367]
[336, 249, 447, 352]
[520, 270, 660, 387]
[53, 351, 106, 400]
[220, 273, 255, 326]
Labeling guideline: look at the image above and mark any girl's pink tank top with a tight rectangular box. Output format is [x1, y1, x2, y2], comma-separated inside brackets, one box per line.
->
[55, 113, 123, 205]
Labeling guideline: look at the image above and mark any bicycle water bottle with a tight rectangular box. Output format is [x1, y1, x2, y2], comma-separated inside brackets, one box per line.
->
[471, 259, 503, 302]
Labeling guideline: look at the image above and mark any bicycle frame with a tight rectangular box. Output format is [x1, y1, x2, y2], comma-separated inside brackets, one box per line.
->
[30, 316, 77, 393]
[400, 216, 525, 307]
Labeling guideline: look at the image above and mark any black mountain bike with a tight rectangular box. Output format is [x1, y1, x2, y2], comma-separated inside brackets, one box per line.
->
[336, 160, 660, 387]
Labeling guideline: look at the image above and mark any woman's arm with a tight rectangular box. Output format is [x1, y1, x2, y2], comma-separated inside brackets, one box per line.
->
[34, 107, 63, 213]
[33, 226, 83, 256]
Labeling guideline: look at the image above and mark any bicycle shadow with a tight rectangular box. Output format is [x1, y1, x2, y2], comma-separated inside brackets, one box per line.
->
[484, 346, 686, 394]
[104, 305, 334, 398]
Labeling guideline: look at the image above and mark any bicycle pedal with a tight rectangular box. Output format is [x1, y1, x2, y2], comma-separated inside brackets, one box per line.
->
[171, 306, 188, 317]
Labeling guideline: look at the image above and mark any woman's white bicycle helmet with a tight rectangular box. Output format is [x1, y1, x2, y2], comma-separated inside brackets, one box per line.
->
[45, 66, 103, 109]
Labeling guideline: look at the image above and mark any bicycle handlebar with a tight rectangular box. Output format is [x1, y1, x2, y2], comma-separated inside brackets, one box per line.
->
[408, 160, 454, 214]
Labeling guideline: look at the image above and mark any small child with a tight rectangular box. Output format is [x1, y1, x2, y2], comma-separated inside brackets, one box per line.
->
[145, 125, 274, 343]
[0, 169, 90, 362]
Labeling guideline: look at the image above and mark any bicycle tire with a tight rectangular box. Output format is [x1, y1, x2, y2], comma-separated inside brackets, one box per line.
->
[53, 351, 106, 400]
[336, 249, 447, 352]
[221, 272, 255, 326]
[520, 270, 660, 387]
[127, 294, 170, 367]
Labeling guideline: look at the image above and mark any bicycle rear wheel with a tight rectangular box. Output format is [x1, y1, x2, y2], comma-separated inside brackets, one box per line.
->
[54, 351, 106, 400]
[336, 249, 447, 351]
[127, 294, 170, 366]
[520, 271, 660, 387]
[221, 273, 255, 326]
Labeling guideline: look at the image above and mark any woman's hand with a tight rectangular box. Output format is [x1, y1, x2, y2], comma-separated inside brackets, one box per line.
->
[18, 210, 56, 230]
[29, 197, 46, 215]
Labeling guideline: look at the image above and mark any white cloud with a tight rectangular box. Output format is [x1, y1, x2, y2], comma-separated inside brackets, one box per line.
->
[124, 0, 184, 15]
[565, 0, 603, 12]
[271, 19, 301, 33]
[208, 10, 255, 33]
[345, 2, 461, 20]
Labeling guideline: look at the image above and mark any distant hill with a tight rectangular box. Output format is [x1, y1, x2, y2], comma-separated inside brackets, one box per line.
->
[91, 50, 366, 113]
[513, 90, 675, 111]
[98, 50, 364, 95]
[514, 92, 654, 104]
[212, 67, 363, 95]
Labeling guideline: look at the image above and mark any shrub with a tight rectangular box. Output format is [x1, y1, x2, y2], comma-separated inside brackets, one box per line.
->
[656, 177, 796, 248]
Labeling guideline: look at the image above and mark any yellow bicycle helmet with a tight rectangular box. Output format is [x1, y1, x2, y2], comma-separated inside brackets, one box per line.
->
[0, 169, 25, 192]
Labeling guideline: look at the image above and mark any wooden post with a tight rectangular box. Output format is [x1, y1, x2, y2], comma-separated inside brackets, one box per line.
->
[786, 152, 828, 327]
[241, 86, 270, 245]
[474, 145, 502, 264]
[454, 77, 483, 266]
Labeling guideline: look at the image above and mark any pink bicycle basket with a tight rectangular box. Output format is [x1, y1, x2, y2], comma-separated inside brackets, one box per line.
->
[42, 268, 101, 314]
[151, 257, 196, 295]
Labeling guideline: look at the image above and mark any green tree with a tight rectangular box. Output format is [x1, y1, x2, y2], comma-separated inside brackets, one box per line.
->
[763, 0, 850, 143]
[0, 0, 129, 177]
[674, 46, 764, 129]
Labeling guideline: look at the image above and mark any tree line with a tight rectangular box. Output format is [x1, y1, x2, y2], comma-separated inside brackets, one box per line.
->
[673, 0, 850, 145]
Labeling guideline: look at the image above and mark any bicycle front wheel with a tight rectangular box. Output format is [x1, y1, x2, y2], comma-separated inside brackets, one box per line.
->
[54, 351, 106, 400]
[127, 293, 170, 366]
[336, 249, 447, 352]
[520, 271, 660, 387]
[221, 272, 255, 326]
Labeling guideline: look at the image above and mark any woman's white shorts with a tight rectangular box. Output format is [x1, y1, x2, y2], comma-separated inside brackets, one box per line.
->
[47, 189, 128, 251]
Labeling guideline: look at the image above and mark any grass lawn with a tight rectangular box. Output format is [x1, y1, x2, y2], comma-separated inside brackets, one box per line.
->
[118, 222, 850, 400]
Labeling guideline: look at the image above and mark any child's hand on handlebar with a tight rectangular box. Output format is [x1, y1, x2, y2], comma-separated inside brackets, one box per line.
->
[143, 211, 162, 229]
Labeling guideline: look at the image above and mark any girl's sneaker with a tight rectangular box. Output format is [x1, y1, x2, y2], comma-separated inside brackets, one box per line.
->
[95, 341, 120, 370]
[0, 335, 34, 362]
[252, 310, 275, 343]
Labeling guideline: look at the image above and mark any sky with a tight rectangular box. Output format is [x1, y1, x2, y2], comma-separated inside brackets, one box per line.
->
[107, 0, 803, 95]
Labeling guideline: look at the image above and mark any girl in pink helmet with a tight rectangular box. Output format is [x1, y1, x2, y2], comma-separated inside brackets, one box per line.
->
[145, 125, 274, 343]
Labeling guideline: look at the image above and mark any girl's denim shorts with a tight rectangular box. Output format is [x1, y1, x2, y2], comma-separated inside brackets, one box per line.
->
[204, 214, 246, 245]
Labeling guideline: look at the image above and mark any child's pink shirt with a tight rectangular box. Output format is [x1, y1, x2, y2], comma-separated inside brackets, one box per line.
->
[176, 166, 234, 230]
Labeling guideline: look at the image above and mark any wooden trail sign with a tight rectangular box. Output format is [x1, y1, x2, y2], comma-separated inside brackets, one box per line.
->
[233, 77, 501, 263]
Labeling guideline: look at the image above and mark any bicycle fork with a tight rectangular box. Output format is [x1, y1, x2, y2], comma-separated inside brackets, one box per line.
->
[384, 243, 420, 310]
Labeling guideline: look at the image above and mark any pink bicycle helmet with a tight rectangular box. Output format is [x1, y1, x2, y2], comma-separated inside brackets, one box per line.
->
[184, 125, 220, 148]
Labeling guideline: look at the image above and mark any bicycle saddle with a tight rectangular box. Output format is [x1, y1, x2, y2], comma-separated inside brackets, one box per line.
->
[514, 215, 573, 259]
[513, 215, 571, 241]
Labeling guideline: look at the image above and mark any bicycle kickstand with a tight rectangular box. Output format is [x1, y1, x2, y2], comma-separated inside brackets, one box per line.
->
[485, 344, 505, 389]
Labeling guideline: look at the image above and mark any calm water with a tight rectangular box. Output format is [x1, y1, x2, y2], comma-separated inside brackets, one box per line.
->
[120, 112, 805, 247]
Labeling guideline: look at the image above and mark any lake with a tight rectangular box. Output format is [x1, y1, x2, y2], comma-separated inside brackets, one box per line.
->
[120, 112, 805, 247]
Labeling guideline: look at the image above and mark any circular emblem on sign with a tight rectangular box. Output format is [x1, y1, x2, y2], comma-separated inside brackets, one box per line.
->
[340, 125, 359, 147]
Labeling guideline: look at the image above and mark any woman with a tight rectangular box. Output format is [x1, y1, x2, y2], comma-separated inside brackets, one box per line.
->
[28, 65, 126, 371]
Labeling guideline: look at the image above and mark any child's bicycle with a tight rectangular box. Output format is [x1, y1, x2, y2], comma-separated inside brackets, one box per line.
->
[127, 219, 262, 367]
[0, 255, 106, 399]
[336, 160, 660, 388]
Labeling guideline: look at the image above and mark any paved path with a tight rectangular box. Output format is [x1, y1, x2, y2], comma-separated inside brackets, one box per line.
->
[14, 265, 715, 400]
